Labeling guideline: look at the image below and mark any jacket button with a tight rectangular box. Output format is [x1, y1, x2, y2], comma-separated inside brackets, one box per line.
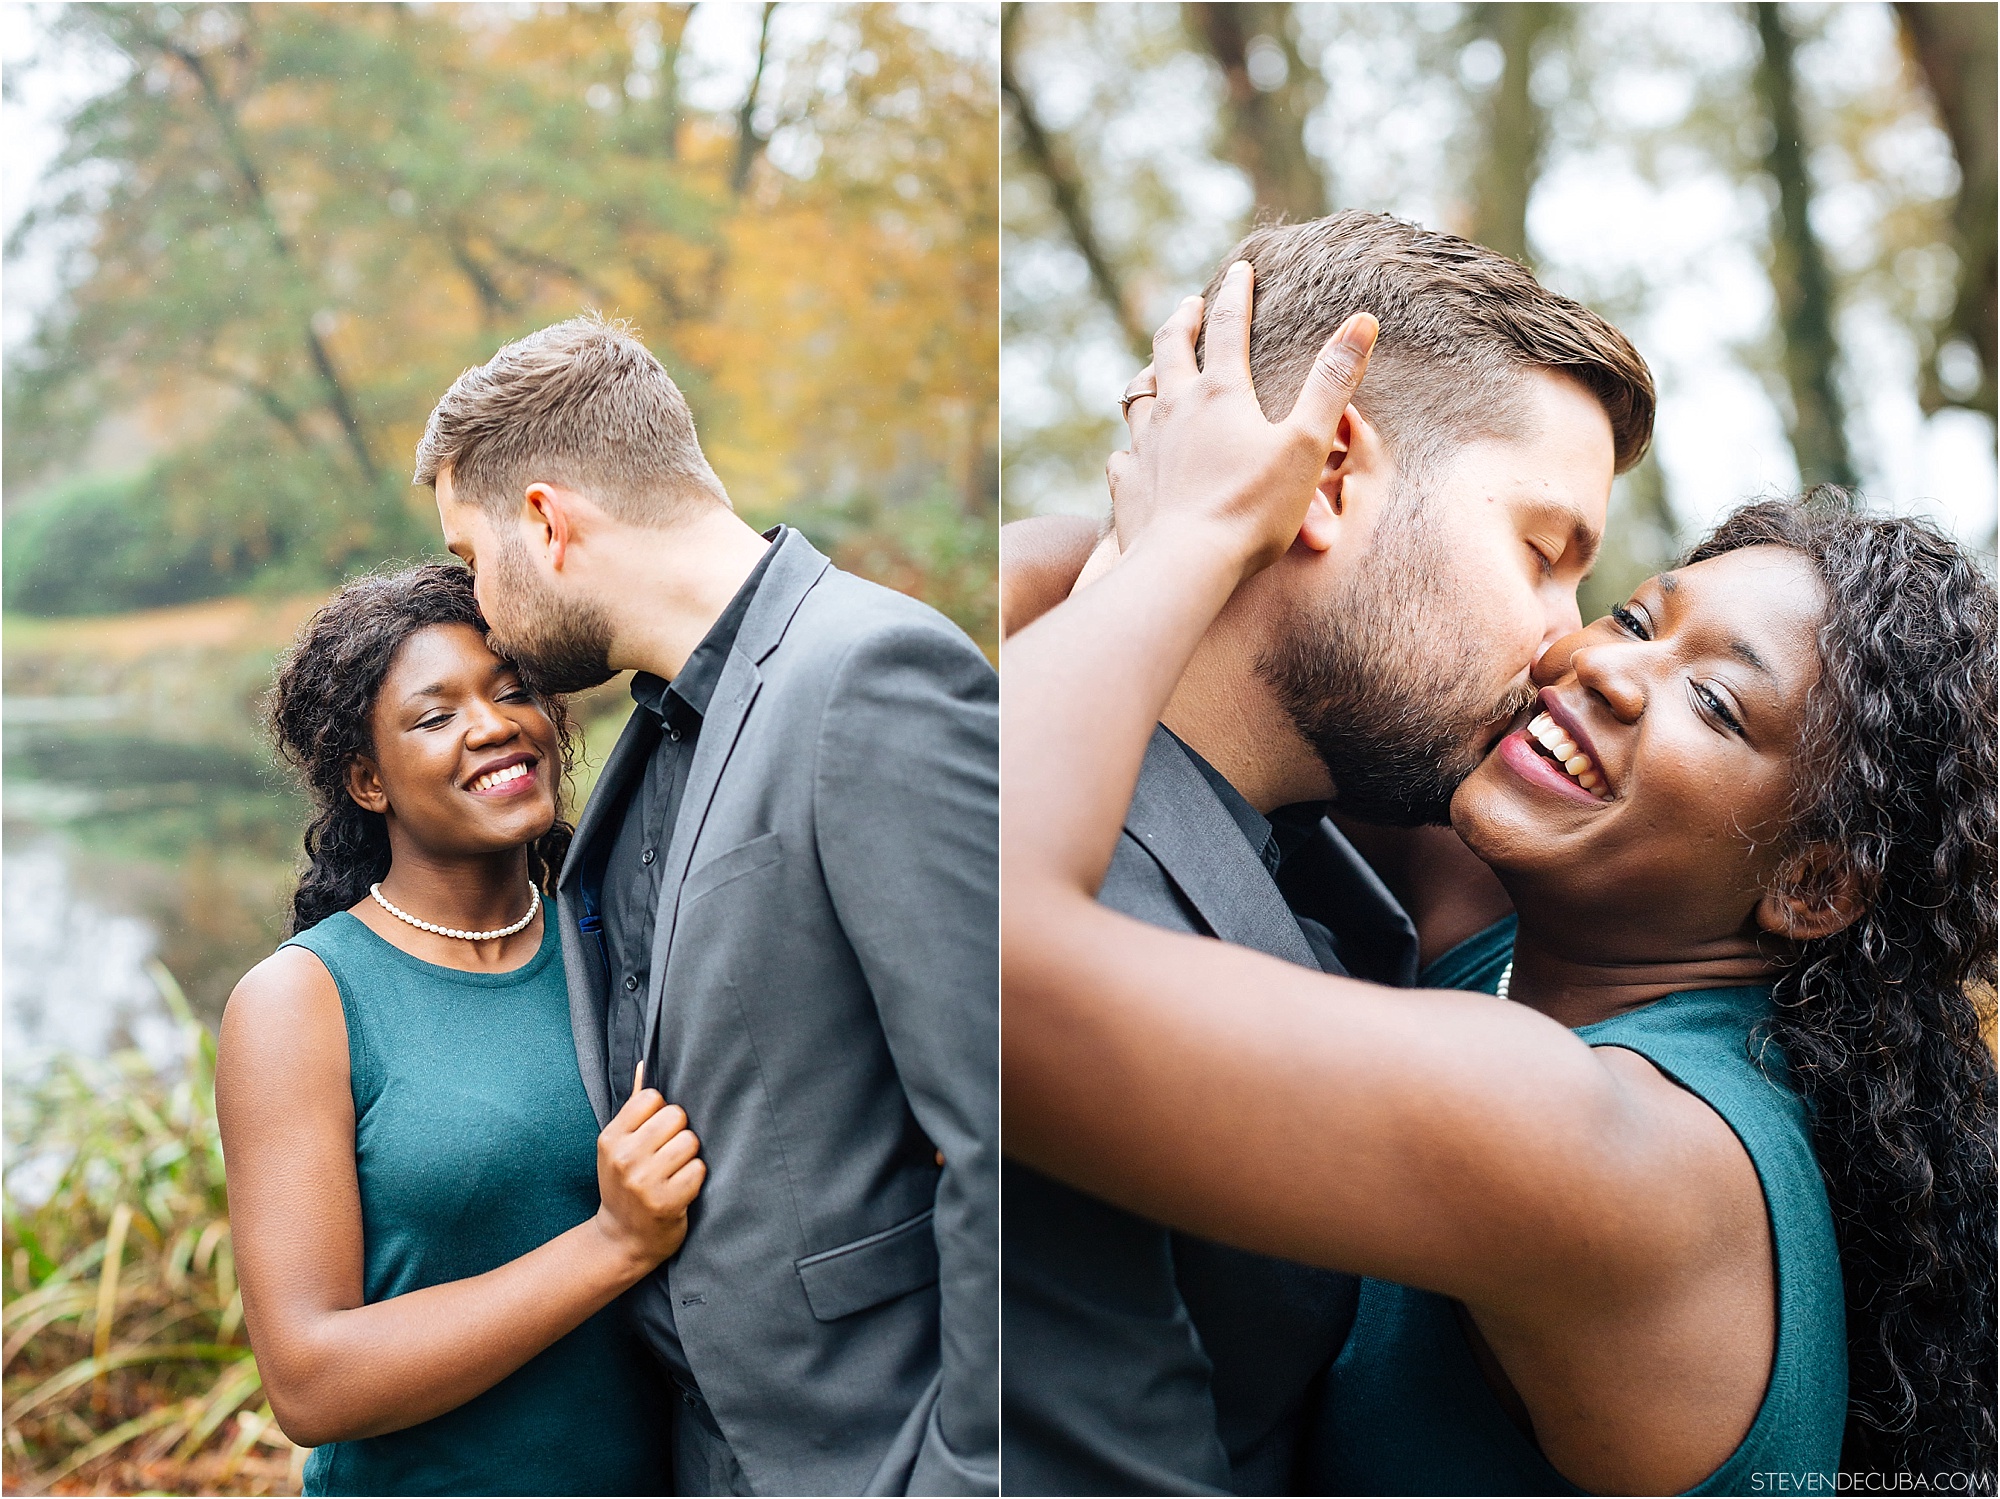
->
[624, 975, 640, 991]
[641, 848, 656, 865]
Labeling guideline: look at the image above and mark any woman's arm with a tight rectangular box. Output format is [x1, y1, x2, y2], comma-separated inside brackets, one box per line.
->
[216, 944, 704, 1448]
[1000, 514, 1103, 639]
[1000, 269, 1744, 1318]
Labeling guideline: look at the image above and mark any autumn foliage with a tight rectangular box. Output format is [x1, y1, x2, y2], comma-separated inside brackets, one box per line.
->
[5, 3, 998, 646]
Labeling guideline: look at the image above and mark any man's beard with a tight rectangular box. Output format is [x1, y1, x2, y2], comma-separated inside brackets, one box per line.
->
[485, 534, 618, 695]
[1256, 501, 1533, 827]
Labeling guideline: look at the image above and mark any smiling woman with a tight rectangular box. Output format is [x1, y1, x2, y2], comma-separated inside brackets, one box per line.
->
[263, 567, 576, 944]
[212, 564, 711, 1496]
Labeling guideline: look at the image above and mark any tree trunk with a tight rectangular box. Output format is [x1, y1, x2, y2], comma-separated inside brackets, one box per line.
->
[1892, 2, 1996, 417]
[153, 23, 382, 484]
[1749, 3, 1858, 492]
[1000, 3, 1150, 358]
[731, 3, 777, 197]
[657, 3, 693, 161]
[1184, 3, 1326, 224]
[1468, 3, 1561, 267]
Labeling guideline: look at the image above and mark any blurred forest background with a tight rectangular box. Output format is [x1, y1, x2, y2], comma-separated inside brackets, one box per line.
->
[1, 3, 994, 1492]
[1002, 0, 1996, 621]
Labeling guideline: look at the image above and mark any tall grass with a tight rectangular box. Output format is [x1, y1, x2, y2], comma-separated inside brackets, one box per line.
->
[3, 963, 302, 1496]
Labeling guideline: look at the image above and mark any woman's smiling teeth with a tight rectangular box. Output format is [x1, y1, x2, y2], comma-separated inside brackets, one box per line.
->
[1527, 713, 1606, 796]
[472, 762, 533, 792]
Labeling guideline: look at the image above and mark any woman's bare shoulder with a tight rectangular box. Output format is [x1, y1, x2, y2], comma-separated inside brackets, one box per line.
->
[221, 944, 347, 1066]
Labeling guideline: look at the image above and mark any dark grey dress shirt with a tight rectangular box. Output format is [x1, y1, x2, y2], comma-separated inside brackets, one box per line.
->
[1167, 730, 1343, 976]
[591, 530, 779, 1403]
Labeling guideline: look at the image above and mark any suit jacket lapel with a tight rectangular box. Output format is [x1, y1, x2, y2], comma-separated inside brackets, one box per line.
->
[1123, 726, 1321, 971]
[554, 701, 659, 1127]
[638, 529, 831, 1071]
[559, 703, 658, 890]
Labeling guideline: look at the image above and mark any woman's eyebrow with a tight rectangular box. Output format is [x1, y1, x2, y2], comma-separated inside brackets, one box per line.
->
[1727, 639, 1771, 674]
[1656, 572, 1771, 675]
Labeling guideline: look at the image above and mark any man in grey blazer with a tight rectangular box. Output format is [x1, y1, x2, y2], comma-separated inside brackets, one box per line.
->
[1004, 726, 1418, 1495]
[417, 313, 997, 1496]
[1001, 212, 1656, 1494]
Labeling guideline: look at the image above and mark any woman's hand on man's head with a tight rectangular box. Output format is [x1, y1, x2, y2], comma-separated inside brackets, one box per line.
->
[1106, 260, 1377, 581]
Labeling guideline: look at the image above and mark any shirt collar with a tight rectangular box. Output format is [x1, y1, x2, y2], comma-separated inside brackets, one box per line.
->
[631, 525, 786, 723]
[1164, 727, 1279, 873]
[1267, 802, 1335, 865]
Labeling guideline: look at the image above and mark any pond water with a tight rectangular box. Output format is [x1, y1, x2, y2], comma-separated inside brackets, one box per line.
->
[3, 704, 308, 1085]
[2, 839, 182, 1084]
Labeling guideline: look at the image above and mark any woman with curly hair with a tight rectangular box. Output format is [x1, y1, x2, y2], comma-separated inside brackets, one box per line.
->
[1002, 274, 1995, 1495]
[216, 563, 703, 1495]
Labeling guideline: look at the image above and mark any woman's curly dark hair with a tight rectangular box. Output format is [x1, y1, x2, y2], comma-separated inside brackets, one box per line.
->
[266, 562, 577, 936]
[1688, 492, 1996, 1486]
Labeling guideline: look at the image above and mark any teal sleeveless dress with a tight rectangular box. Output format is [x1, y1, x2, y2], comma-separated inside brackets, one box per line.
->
[1306, 918, 1847, 1496]
[281, 911, 670, 1496]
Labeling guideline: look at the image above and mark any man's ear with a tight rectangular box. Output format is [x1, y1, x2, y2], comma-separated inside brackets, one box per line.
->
[346, 756, 390, 817]
[522, 483, 581, 572]
[1297, 404, 1375, 553]
[1755, 843, 1864, 942]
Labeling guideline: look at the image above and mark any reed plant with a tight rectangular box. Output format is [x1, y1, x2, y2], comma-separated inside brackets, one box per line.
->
[3, 963, 301, 1496]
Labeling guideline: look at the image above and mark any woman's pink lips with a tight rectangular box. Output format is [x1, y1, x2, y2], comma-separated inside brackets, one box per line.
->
[1537, 690, 1605, 780]
[465, 761, 540, 798]
[1496, 729, 1606, 807]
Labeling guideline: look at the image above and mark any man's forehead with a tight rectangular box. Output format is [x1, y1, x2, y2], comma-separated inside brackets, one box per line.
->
[433, 474, 473, 543]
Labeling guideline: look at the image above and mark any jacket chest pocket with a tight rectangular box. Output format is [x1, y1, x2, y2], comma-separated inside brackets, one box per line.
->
[679, 830, 782, 907]
[794, 1209, 939, 1322]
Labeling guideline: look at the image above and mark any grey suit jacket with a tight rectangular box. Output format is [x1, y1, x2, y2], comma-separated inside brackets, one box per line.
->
[1002, 727, 1415, 1496]
[557, 529, 998, 1496]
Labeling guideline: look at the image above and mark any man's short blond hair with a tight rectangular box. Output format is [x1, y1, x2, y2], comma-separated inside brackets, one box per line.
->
[413, 312, 728, 524]
[1198, 212, 1655, 482]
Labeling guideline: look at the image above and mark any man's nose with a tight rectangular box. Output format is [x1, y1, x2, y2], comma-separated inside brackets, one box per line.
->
[1544, 587, 1583, 653]
[1529, 589, 1585, 677]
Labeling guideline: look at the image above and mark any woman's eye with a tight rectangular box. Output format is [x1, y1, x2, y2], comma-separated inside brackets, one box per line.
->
[1694, 683, 1745, 736]
[1528, 542, 1555, 576]
[1610, 604, 1651, 640]
[418, 714, 451, 730]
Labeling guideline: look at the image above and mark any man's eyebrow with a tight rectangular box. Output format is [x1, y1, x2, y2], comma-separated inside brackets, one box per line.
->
[1569, 515, 1601, 572]
[1523, 497, 1602, 571]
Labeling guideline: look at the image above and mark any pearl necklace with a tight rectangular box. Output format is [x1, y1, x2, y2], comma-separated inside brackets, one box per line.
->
[369, 881, 540, 942]
[1496, 960, 1514, 1001]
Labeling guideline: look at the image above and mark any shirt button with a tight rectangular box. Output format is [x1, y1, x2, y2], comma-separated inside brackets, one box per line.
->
[624, 975, 640, 991]
[668, 727, 682, 742]
[641, 848, 656, 866]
